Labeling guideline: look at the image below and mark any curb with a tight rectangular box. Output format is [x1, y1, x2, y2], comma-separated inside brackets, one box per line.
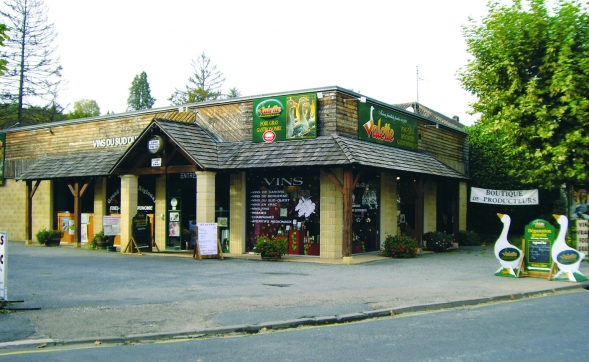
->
[1, 285, 586, 350]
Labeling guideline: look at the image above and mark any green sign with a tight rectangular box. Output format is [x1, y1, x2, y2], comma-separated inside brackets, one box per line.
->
[252, 93, 317, 143]
[524, 219, 556, 271]
[358, 102, 418, 150]
[0, 133, 5, 186]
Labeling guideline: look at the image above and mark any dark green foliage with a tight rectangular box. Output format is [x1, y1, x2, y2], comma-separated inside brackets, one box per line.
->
[423, 231, 455, 252]
[381, 234, 418, 258]
[127, 71, 156, 111]
[457, 230, 482, 246]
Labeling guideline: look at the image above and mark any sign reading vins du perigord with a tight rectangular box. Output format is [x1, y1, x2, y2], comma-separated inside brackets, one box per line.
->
[525, 219, 555, 272]
[358, 102, 418, 151]
[252, 93, 317, 143]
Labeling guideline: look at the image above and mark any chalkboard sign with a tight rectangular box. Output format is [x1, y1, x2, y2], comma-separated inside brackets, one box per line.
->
[132, 213, 152, 252]
[524, 219, 555, 271]
[528, 241, 550, 263]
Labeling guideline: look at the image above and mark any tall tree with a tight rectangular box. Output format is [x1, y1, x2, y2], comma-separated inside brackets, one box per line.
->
[126, 71, 156, 111]
[459, 0, 589, 189]
[169, 52, 225, 105]
[225, 87, 241, 99]
[0, 23, 8, 75]
[67, 99, 99, 119]
[0, 0, 63, 124]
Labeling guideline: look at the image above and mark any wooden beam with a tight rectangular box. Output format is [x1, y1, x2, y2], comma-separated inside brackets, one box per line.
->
[79, 177, 93, 198]
[322, 168, 344, 194]
[68, 181, 82, 247]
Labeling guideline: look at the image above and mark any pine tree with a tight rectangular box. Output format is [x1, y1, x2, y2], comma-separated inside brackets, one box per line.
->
[0, 0, 63, 124]
[126, 71, 156, 111]
[169, 52, 225, 105]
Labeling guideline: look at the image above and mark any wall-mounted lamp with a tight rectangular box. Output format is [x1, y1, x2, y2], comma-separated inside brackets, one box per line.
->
[343, 96, 367, 103]
[317, 92, 323, 99]
[423, 123, 439, 129]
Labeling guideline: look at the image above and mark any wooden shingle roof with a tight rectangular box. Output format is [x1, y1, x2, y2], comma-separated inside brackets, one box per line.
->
[17, 150, 125, 180]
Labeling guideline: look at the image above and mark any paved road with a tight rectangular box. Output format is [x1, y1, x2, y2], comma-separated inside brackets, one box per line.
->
[1, 290, 588, 361]
[1, 241, 588, 347]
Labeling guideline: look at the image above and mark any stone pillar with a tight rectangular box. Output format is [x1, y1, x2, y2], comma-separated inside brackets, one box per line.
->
[196, 171, 216, 223]
[423, 179, 437, 233]
[320, 168, 343, 259]
[155, 174, 167, 251]
[93, 177, 107, 235]
[32, 180, 53, 243]
[229, 172, 246, 254]
[120, 175, 138, 253]
[380, 171, 398, 249]
[459, 181, 467, 231]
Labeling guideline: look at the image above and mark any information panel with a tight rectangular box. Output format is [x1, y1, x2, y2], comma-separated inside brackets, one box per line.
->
[525, 219, 555, 271]
[0, 231, 7, 300]
[197, 223, 218, 256]
[103, 216, 120, 236]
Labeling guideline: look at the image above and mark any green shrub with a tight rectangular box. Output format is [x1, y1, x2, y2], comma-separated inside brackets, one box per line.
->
[457, 230, 481, 246]
[381, 234, 418, 258]
[423, 231, 455, 252]
[35, 228, 63, 245]
[254, 235, 287, 258]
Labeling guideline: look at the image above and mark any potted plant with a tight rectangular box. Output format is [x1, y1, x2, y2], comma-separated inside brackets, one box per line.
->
[92, 230, 111, 249]
[254, 234, 287, 260]
[36, 228, 63, 246]
[381, 234, 418, 258]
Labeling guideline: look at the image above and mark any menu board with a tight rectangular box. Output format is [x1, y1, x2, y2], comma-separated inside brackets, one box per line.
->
[197, 223, 218, 256]
[524, 219, 555, 271]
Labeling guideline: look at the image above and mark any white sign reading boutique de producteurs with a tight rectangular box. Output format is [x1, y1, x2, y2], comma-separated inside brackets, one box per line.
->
[470, 187, 539, 205]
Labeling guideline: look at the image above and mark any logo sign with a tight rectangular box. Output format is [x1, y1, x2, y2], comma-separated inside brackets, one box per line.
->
[147, 135, 165, 154]
[557, 250, 580, 265]
[0, 231, 7, 300]
[358, 102, 418, 150]
[253, 93, 317, 143]
[499, 247, 521, 262]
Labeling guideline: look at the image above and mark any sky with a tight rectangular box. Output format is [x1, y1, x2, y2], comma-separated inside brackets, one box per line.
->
[31, 0, 497, 126]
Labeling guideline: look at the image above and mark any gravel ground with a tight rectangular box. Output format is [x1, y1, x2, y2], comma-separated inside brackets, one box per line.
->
[1, 241, 588, 343]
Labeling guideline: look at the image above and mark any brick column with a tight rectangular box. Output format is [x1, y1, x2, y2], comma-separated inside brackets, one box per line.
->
[423, 179, 437, 233]
[155, 174, 167, 251]
[120, 175, 138, 253]
[229, 172, 246, 254]
[196, 171, 216, 223]
[459, 181, 467, 231]
[320, 168, 343, 259]
[93, 177, 107, 235]
[380, 171, 398, 248]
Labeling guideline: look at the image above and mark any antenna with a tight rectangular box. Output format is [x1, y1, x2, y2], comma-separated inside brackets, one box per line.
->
[416, 66, 424, 104]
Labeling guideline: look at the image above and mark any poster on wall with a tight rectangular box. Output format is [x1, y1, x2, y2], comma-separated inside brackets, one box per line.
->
[357, 102, 418, 151]
[103, 216, 120, 236]
[0, 134, 5, 186]
[570, 188, 588, 220]
[252, 93, 317, 143]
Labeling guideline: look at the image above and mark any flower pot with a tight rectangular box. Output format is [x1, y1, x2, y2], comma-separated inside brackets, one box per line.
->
[95, 237, 108, 249]
[261, 252, 281, 261]
[45, 238, 61, 247]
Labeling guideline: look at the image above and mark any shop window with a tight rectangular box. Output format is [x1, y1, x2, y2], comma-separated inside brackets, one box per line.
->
[352, 172, 381, 253]
[247, 171, 320, 256]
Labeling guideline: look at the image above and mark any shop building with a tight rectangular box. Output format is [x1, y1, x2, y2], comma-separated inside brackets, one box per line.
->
[0, 86, 469, 260]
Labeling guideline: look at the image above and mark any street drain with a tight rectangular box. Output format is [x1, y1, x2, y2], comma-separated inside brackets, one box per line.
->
[263, 284, 292, 288]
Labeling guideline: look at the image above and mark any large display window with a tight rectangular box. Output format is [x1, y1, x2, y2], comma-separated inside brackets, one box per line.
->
[247, 171, 320, 255]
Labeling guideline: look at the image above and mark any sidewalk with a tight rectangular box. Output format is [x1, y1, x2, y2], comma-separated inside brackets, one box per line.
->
[1, 242, 587, 349]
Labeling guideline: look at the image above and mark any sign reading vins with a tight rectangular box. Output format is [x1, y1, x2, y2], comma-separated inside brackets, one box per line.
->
[252, 93, 317, 143]
[358, 102, 418, 151]
[524, 219, 555, 271]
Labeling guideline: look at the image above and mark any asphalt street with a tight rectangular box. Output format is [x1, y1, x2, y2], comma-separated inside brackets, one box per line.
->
[1, 241, 588, 349]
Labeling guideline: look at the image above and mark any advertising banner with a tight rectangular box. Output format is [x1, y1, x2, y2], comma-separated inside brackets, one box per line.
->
[470, 187, 539, 205]
[524, 219, 555, 271]
[357, 102, 418, 151]
[252, 93, 317, 143]
[575, 219, 588, 254]
[0, 134, 5, 186]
